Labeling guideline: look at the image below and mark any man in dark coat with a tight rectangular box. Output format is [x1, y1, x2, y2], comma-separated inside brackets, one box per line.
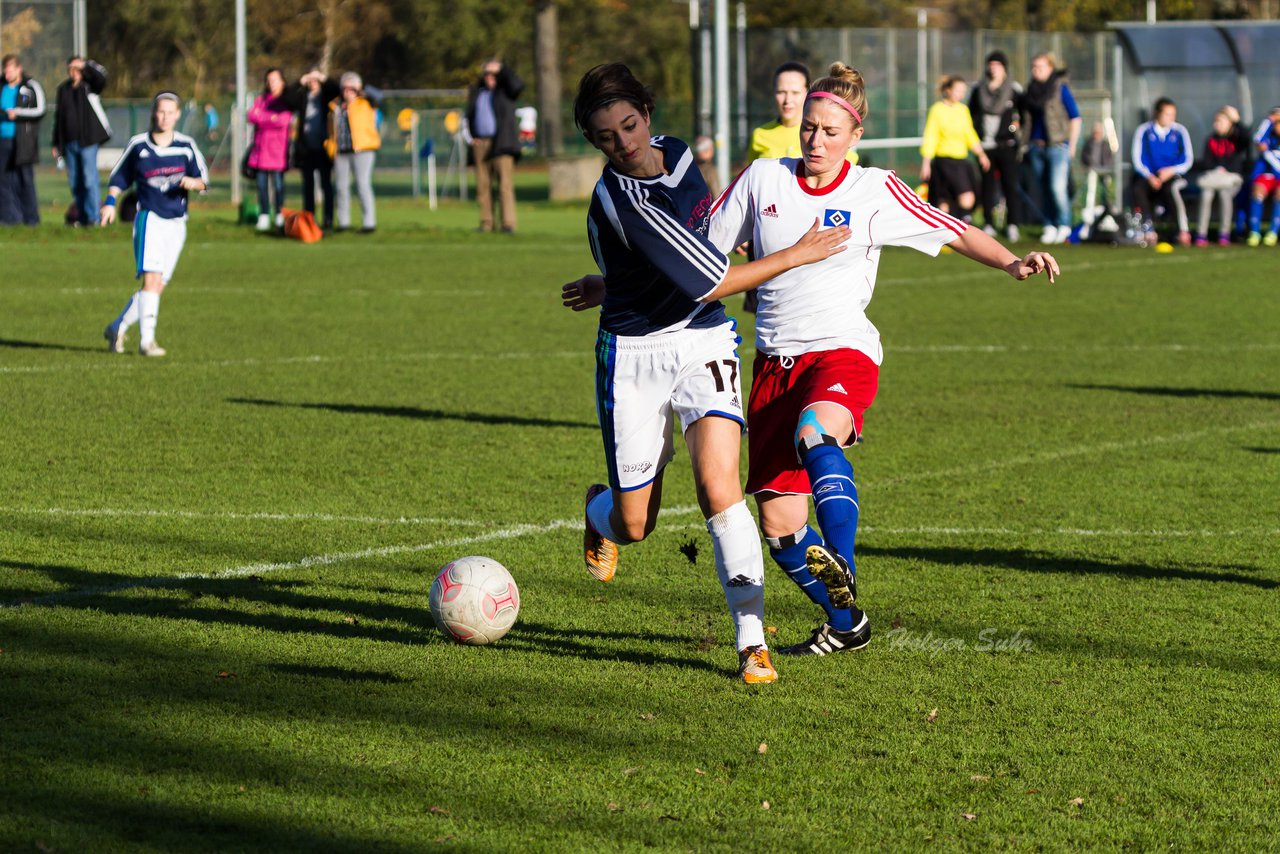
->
[52, 56, 111, 225]
[465, 58, 524, 233]
[1, 54, 46, 225]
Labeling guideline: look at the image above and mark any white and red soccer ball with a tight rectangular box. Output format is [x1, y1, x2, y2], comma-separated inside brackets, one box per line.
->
[429, 556, 520, 645]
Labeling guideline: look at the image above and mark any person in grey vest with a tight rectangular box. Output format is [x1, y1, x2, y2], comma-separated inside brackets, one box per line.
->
[1023, 53, 1081, 245]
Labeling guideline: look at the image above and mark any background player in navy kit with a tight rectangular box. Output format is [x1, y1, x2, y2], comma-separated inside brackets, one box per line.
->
[561, 63, 849, 683]
[709, 63, 1058, 656]
[100, 92, 208, 357]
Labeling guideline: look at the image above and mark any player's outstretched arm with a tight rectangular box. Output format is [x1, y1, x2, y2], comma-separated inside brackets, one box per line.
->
[949, 226, 1059, 283]
[701, 219, 850, 301]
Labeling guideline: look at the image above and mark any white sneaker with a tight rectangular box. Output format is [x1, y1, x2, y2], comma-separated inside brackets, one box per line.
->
[1006, 224, 1020, 242]
[275, 212, 285, 228]
[983, 224, 998, 237]
[103, 323, 125, 354]
[256, 213, 270, 232]
[138, 341, 167, 357]
[1040, 225, 1059, 245]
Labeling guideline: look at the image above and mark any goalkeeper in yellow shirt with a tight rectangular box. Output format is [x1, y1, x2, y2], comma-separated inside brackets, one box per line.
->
[919, 75, 989, 221]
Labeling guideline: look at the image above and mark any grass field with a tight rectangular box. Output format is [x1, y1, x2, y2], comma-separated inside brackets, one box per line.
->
[2, 174, 1278, 851]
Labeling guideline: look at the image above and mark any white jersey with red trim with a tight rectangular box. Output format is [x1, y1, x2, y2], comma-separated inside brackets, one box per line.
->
[708, 158, 965, 363]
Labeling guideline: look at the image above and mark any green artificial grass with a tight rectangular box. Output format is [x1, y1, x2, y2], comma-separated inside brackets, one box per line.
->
[2, 177, 1278, 851]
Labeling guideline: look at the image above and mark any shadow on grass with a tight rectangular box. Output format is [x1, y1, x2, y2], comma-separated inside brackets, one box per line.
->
[268, 663, 411, 683]
[1066, 383, 1280, 402]
[861, 544, 1278, 590]
[227, 397, 595, 430]
[0, 337, 101, 353]
[6, 563, 721, 674]
[1243, 447, 1280, 454]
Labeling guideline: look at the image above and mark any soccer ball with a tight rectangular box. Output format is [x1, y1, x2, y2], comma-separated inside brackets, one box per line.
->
[429, 556, 520, 645]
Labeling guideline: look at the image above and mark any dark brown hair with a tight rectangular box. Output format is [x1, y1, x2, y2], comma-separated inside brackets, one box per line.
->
[573, 63, 655, 131]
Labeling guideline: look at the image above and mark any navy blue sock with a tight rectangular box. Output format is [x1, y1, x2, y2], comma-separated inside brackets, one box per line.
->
[765, 525, 856, 630]
[800, 434, 860, 579]
[1249, 196, 1263, 233]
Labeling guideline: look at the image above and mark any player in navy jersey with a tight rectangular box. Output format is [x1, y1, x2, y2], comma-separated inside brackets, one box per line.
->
[560, 63, 849, 683]
[708, 63, 1059, 657]
[100, 91, 208, 356]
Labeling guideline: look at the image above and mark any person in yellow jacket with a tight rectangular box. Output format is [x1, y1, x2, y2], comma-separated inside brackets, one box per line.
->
[919, 75, 988, 219]
[326, 71, 382, 232]
[746, 61, 857, 166]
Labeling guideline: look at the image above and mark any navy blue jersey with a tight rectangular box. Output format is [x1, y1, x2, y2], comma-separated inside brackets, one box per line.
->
[587, 136, 729, 336]
[108, 132, 209, 220]
[1254, 119, 1280, 178]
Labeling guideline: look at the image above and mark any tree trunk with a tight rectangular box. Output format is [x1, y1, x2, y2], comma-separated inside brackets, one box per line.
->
[534, 1, 563, 158]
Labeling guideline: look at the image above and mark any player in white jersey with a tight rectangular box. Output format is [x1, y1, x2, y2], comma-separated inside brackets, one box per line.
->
[708, 63, 1059, 657]
[560, 63, 849, 683]
[100, 92, 208, 356]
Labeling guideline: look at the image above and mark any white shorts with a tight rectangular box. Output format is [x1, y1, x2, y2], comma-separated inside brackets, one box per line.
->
[133, 210, 187, 284]
[595, 320, 746, 491]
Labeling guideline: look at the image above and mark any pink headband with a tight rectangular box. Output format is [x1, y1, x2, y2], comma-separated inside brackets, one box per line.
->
[807, 91, 862, 124]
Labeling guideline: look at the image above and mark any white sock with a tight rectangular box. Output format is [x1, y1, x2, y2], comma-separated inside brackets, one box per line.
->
[706, 500, 766, 651]
[586, 489, 620, 542]
[138, 290, 161, 346]
[114, 291, 141, 330]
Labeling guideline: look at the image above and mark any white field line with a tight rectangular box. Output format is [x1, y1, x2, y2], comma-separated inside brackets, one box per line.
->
[6, 507, 1276, 541]
[0, 350, 586, 376]
[0, 507, 491, 527]
[2, 522, 573, 609]
[880, 419, 1280, 486]
[9, 342, 1277, 376]
[7, 420, 1278, 608]
[1, 505, 699, 609]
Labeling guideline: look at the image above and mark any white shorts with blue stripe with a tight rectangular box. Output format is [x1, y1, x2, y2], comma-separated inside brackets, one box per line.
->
[133, 209, 187, 284]
[594, 319, 745, 492]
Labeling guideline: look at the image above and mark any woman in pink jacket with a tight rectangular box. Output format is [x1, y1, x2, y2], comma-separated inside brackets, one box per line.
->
[248, 68, 294, 231]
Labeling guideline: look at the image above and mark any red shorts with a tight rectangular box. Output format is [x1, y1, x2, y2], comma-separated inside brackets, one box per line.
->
[1254, 174, 1280, 196]
[746, 348, 879, 495]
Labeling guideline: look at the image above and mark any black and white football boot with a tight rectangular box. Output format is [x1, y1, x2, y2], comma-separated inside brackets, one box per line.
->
[779, 615, 872, 656]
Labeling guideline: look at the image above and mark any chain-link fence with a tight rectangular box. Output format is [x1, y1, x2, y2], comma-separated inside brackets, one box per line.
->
[741, 28, 1117, 175]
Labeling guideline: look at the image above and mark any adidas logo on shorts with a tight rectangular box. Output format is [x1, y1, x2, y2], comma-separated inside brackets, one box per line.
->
[762, 203, 779, 218]
[827, 383, 848, 394]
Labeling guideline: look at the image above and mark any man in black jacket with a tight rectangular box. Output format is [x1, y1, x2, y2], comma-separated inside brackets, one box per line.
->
[466, 58, 524, 233]
[1, 54, 46, 225]
[52, 56, 111, 225]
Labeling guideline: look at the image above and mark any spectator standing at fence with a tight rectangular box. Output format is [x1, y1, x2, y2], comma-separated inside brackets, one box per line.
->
[326, 71, 381, 233]
[466, 58, 524, 234]
[0, 54, 46, 226]
[248, 68, 295, 232]
[297, 67, 339, 231]
[1080, 121, 1116, 214]
[1131, 97, 1194, 246]
[1193, 108, 1247, 246]
[52, 57, 110, 226]
[969, 51, 1023, 241]
[919, 75, 988, 220]
[1246, 106, 1280, 247]
[1023, 53, 1080, 245]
